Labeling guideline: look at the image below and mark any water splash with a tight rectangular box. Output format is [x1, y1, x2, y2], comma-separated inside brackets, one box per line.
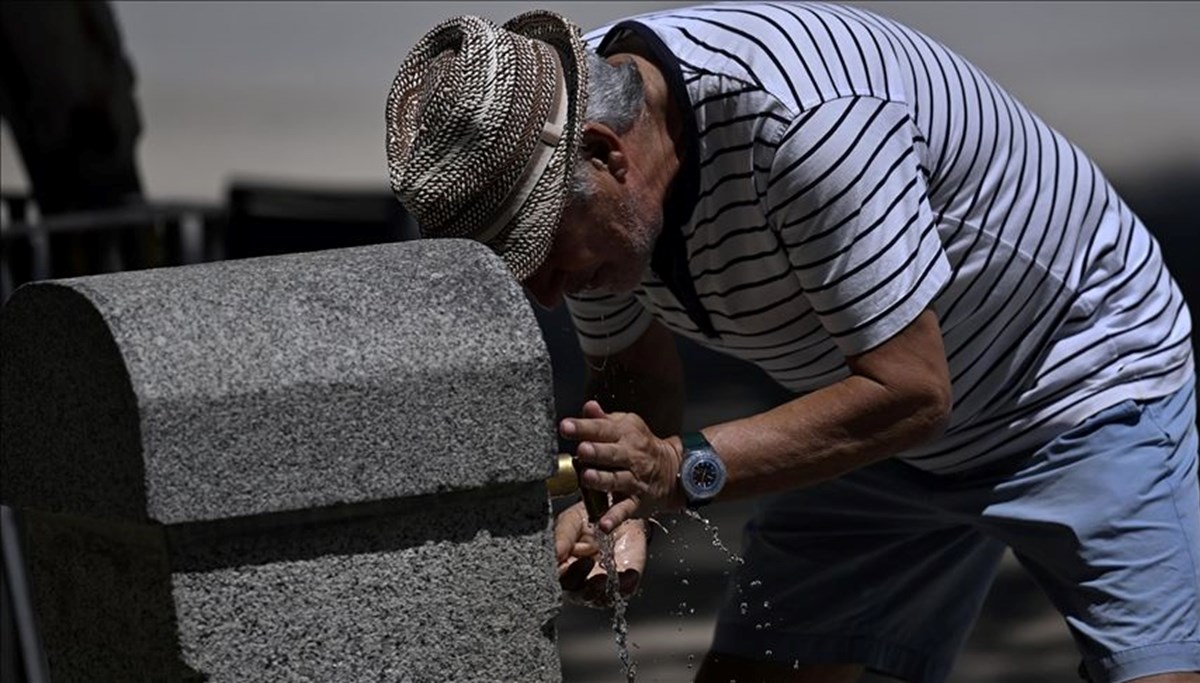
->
[682, 509, 744, 564]
[598, 529, 637, 682]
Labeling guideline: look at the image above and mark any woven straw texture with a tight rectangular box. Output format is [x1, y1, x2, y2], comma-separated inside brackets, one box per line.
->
[386, 11, 589, 280]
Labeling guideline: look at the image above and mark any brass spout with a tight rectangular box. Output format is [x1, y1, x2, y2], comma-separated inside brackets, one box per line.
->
[546, 454, 580, 497]
[546, 453, 609, 523]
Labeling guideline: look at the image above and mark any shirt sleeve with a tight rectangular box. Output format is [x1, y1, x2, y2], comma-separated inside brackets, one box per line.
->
[565, 291, 653, 358]
[766, 96, 950, 356]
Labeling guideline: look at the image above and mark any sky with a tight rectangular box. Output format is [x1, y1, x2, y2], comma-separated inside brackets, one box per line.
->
[2, 1, 1197, 203]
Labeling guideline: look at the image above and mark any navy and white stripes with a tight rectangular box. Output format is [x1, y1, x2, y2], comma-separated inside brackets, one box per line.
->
[566, 2, 1193, 473]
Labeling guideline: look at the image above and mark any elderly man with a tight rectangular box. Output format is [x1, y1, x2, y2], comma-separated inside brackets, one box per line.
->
[386, 4, 1198, 682]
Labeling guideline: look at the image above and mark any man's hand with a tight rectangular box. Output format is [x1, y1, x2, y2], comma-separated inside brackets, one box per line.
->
[555, 501, 648, 607]
[560, 400, 686, 533]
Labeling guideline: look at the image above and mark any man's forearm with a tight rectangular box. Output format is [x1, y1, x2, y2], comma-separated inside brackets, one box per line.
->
[703, 371, 949, 501]
[701, 309, 952, 501]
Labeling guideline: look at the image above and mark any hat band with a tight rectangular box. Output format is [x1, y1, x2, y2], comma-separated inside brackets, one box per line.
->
[475, 49, 570, 245]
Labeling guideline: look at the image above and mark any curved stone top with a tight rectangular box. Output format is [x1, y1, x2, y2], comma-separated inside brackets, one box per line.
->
[1, 240, 555, 523]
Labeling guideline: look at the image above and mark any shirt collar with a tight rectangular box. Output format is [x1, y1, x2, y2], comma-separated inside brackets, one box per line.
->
[598, 21, 717, 338]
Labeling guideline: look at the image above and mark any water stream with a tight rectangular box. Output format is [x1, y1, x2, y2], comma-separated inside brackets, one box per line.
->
[595, 508, 748, 681]
[597, 529, 636, 682]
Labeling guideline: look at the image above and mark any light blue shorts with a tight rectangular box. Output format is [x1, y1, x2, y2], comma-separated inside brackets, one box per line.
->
[712, 379, 1200, 683]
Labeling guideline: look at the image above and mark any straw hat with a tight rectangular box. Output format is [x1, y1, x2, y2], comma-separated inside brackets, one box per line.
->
[385, 11, 589, 281]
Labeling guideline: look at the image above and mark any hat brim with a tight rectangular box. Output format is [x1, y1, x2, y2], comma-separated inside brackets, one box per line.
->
[493, 11, 589, 282]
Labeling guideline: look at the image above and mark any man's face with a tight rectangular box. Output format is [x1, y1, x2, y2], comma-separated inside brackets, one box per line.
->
[522, 177, 662, 309]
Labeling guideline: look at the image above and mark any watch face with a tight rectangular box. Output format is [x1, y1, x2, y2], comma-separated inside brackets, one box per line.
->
[681, 452, 726, 501]
[690, 460, 722, 489]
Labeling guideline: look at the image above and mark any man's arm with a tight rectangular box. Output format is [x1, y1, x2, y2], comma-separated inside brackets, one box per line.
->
[565, 307, 951, 531]
[705, 307, 950, 498]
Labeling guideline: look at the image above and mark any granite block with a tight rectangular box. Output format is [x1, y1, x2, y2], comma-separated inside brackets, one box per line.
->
[17, 509, 199, 682]
[168, 482, 561, 682]
[1, 239, 556, 523]
[0, 285, 146, 520]
[1, 240, 564, 680]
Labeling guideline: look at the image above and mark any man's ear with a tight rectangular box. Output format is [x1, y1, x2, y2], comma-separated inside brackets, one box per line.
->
[579, 122, 629, 182]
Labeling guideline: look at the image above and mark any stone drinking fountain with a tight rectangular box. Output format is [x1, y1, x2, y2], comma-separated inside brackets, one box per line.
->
[1, 240, 564, 681]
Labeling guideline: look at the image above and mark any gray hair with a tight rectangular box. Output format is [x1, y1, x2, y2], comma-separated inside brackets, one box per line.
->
[570, 51, 646, 201]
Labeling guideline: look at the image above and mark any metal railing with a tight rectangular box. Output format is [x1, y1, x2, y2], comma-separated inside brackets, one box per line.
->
[1, 195, 227, 304]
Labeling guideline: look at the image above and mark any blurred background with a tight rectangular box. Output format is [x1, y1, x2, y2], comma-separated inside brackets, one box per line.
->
[1, 2, 1197, 681]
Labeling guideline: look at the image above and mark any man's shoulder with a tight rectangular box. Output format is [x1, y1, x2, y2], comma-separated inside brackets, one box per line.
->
[584, 3, 893, 116]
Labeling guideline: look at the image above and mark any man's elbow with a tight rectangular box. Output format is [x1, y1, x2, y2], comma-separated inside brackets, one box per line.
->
[910, 379, 953, 443]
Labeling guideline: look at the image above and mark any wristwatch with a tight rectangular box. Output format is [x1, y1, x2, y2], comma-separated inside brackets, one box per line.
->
[678, 432, 727, 508]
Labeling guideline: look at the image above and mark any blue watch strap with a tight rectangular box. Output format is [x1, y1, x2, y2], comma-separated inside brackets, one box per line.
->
[682, 431, 710, 451]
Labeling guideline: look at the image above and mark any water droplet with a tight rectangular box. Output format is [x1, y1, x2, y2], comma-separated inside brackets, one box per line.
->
[763, 600, 771, 609]
[683, 509, 744, 564]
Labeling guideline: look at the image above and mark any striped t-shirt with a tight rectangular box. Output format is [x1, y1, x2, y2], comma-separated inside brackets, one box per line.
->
[565, 1, 1194, 473]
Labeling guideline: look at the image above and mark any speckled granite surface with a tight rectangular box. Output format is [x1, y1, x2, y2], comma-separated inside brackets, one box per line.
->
[1, 240, 562, 681]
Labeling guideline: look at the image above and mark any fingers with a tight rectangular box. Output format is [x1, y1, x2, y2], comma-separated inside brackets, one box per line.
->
[611, 520, 648, 574]
[575, 439, 623, 462]
[619, 569, 642, 597]
[558, 557, 608, 608]
[575, 440, 627, 472]
[582, 400, 607, 418]
[559, 515, 649, 607]
[553, 502, 590, 562]
[558, 555, 594, 590]
[577, 573, 609, 607]
[559, 416, 622, 443]
[586, 569, 642, 602]
[600, 496, 641, 534]
[578, 466, 640, 495]
[612, 517, 648, 548]
[562, 564, 642, 607]
[560, 401, 641, 443]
